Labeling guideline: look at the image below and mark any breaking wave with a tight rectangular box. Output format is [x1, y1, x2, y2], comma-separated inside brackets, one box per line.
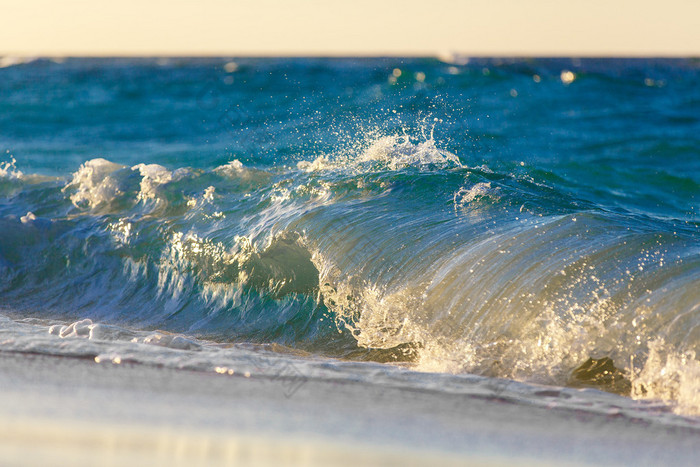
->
[1, 133, 700, 416]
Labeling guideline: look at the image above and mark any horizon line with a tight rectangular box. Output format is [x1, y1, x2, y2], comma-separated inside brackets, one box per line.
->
[3, 52, 699, 59]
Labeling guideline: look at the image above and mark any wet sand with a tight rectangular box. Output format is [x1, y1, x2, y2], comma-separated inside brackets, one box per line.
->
[0, 351, 698, 466]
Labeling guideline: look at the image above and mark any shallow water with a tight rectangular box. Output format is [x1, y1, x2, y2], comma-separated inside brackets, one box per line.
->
[1, 57, 699, 416]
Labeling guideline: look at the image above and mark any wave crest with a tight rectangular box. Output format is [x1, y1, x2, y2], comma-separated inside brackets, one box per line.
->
[298, 135, 462, 173]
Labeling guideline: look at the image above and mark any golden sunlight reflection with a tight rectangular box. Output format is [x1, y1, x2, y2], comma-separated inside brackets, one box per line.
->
[560, 70, 576, 84]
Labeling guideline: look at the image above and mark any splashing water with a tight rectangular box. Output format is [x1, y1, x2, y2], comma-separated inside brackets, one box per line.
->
[1, 57, 699, 417]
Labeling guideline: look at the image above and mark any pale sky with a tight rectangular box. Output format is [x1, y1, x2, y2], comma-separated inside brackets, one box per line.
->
[2, 0, 699, 56]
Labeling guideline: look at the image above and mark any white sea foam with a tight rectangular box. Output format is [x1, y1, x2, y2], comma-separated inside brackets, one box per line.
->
[132, 163, 173, 202]
[215, 159, 244, 175]
[298, 135, 462, 173]
[0, 156, 23, 180]
[357, 135, 461, 169]
[47, 317, 201, 351]
[156, 230, 245, 309]
[64, 158, 125, 209]
[453, 182, 498, 209]
[65, 159, 184, 210]
[108, 218, 134, 245]
[632, 338, 700, 416]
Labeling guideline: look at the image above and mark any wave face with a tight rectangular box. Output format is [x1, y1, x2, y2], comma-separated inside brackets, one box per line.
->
[1, 58, 699, 415]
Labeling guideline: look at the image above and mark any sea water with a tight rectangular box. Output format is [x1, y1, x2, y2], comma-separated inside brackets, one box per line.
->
[1, 57, 699, 419]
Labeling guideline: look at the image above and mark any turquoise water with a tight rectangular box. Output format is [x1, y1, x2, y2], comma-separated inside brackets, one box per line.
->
[1, 57, 699, 414]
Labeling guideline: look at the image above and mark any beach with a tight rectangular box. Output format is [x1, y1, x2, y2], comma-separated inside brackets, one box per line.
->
[1, 350, 698, 466]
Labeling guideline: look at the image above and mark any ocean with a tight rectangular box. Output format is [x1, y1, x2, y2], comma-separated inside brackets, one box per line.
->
[1, 57, 699, 420]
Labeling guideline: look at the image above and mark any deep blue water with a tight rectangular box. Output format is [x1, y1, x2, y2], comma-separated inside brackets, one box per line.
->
[1, 57, 699, 411]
